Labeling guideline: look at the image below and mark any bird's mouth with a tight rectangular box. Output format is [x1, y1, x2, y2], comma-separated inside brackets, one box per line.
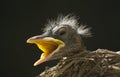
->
[27, 36, 65, 66]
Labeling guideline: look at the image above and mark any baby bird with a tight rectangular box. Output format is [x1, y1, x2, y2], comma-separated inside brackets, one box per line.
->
[27, 15, 91, 66]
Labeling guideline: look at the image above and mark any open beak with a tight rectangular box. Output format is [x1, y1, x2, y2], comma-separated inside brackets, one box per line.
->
[27, 35, 65, 66]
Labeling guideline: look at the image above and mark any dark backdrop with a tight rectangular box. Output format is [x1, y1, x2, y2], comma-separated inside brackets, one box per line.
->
[1, 0, 120, 77]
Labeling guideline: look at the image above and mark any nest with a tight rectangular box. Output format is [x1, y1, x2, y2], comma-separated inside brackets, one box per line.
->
[37, 49, 120, 77]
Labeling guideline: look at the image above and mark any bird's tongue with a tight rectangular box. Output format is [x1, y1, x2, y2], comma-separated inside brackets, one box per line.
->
[27, 37, 65, 66]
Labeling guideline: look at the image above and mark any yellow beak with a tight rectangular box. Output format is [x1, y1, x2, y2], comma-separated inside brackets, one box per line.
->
[27, 36, 65, 66]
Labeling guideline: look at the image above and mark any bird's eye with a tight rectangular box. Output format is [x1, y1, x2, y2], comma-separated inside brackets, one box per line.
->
[59, 28, 66, 36]
[59, 30, 66, 35]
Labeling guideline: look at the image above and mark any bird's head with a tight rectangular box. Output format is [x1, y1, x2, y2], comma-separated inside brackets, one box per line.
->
[27, 15, 91, 66]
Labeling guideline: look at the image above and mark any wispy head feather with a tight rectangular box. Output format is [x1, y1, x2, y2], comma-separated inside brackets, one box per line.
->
[77, 25, 92, 37]
[56, 14, 79, 29]
[44, 14, 92, 37]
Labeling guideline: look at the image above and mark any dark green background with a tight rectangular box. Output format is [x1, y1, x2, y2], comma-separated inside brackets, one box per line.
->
[1, 0, 120, 77]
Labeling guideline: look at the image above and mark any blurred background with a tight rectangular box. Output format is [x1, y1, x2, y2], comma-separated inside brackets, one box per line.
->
[1, 0, 120, 77]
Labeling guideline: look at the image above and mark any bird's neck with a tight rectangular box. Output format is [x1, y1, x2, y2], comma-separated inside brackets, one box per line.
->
[63, 43, 86, 57]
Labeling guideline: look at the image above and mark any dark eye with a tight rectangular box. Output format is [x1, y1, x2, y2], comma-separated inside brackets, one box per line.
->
[59, 28, 66, 36]
[59, 30, 66, 35]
